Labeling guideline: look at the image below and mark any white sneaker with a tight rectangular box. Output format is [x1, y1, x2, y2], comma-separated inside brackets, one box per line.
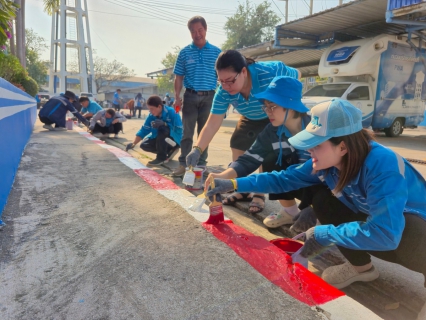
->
[263, 208, 294, 228]
[322, 261, 379, 289]
[114, 134, 119, 139]
[43, 124, 54, 131]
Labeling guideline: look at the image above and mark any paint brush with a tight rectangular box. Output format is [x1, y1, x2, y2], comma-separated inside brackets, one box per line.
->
[188, 191, 206, 212]
[205, 179, 224, 224]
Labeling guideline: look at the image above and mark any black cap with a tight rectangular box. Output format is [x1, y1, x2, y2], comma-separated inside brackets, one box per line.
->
[63, 90, 77, 101]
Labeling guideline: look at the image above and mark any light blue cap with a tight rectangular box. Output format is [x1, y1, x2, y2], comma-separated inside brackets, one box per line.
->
[289, 98, 363, 150]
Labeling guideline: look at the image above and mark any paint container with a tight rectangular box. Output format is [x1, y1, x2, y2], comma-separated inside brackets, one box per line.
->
[270, 238, 303, 255]
[66, 118, 74, 130]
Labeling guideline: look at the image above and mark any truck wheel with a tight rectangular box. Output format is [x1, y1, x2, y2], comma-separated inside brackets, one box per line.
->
[384, 118, 403, 137]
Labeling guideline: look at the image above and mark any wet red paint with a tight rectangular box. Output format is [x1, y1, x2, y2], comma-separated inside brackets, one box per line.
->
[92, 140, 105, 144]
[133, 169, 180, 190]
[107, 148, 132, 158]
[203, 221, 344, 305]
[270, 238, 303, 255]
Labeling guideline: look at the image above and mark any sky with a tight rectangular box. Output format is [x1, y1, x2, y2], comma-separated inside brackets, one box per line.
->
[26, 0, 351, 77]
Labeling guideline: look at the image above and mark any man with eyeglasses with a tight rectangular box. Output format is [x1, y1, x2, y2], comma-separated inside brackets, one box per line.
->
[171, 15, 221, 177]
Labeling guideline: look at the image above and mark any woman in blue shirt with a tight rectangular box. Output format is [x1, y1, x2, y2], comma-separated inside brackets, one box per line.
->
[207, 98, 426, 290]
[186, 50, 300, 214]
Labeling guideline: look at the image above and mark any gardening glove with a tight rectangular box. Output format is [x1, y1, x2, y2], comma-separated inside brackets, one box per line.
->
[290, 206, 317, 234]
[126, 143, 135, 152]
[291, 247, 308, 268]
[151, 119, 165, 128]
[186, 147, 202, 168]
[205, 179, 235, 201]
[298, 227, 326, 259]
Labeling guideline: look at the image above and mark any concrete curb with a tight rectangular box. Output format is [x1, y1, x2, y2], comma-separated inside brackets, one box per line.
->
[73, 126, 382, 319]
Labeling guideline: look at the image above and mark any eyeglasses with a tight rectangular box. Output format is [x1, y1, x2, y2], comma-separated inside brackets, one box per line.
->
[218, 72, 240, 86]
[261, 105, 279, 113]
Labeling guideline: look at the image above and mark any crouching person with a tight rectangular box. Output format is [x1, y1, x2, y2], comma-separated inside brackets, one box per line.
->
[39, 91, 89, 131]
[89, 108, 127, 139]
[126, 95, 182, 166]
[79, 97, 103, 120]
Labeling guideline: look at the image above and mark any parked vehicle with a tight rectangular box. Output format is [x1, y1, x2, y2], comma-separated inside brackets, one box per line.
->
[302, 34, 425, 137]
[80, 92, 97, 101]
[37, 93, 50, 109]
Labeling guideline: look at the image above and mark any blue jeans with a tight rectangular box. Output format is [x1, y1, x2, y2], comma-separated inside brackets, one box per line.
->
[178, 91, 214, 166]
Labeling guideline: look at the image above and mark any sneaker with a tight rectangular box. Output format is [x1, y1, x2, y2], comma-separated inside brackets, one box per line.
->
[100, 133, 109, 139]
[54, 127, 67, 131]
[113, 134, 119, 139]
[171, 165, 186, 177]
[92, 132, 103, 138]
[43, 124, 54, 131]
[321, 261, 379, 289]
[164, 147, 180, 163]
[263, 208, 294, 228]
[147, 158, 165, 166]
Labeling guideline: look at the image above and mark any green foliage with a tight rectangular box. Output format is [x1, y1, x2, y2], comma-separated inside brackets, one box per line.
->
[0, 0, 19, 47]
[160, 46, 180, 69]
[222, 0, 280, 50]
[0, 51, 26, 82]
[157, 75, 174, 96]
[43, 0, 59, 15]
[20, 76, 38, 96]
[25, 29, 49, 86]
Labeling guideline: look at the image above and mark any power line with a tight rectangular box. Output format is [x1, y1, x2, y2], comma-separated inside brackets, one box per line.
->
[271, 0, 286, 20]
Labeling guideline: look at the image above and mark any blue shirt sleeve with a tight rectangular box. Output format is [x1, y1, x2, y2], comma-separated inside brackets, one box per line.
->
[136, 114, 155, 138]
[173, 49, 186, 76]
[211, 89, 230, 115]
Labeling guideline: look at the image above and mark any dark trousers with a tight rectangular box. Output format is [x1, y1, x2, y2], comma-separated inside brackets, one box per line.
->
[312, 187, 426, 286]
[134, 107, 142, 118]
[39, 115, 65, 128]
[178, 91, 214, 166]
[140, 125, 174, 161]
[92, 122, 123, 134]
[113, 103, 120, 111]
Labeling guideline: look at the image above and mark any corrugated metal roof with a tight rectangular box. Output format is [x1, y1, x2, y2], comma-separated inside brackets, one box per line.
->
[276, 0, 406, 38]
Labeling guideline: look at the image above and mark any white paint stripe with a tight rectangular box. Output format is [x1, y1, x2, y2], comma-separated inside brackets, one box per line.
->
[0, 103, 35, 121]
[86, 137, 101, 141]
[98, 144, 116, 149]
[0, 87, 35, 103]
[320, 296, 382, 319]
[118, 157, 148, 169]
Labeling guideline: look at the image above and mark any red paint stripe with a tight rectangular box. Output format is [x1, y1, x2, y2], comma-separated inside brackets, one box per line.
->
[203, 221, 344, 306]
[107, 148, 132, 158]
[92, 140, 106, 144]
[133, 169, 180, 190]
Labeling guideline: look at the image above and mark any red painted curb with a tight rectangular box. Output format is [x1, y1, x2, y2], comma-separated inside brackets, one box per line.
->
[203, 221, 344, 306]
[134, 169, 180, 190]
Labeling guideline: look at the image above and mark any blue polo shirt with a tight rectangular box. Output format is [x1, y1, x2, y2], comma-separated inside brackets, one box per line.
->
[113, 92, 120, 105]
[81, 101, 103, 114]
[211, 61, 299, 120]
[173, 41, 221, 91]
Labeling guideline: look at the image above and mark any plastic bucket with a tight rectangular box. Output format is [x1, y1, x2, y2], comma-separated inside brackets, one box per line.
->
[270, 238, 303, 255]
[66, 118, 74, 130]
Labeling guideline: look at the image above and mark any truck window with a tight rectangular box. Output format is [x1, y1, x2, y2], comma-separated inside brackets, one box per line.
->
[304, 84, 351, 97]
[347, 86, 370, 100]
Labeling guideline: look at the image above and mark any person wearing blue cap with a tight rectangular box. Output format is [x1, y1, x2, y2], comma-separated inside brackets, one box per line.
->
[206, 98, 426, 290]
[204, 76, 319, 229]
[186, 50, 300, 214]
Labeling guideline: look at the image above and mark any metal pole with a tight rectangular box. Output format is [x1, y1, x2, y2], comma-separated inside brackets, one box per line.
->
[339, 0, 343, 5]
[285, 0, 288, 23]
[310, 0, 313, 15]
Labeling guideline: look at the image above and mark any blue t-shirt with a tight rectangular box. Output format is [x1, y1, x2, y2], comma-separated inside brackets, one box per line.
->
[173, 41, 221, 91]
[105, 118, 113, 126]
[113, 92, 120, 105]
[81, 101, 103, 114]
[211, 61, 299, 120]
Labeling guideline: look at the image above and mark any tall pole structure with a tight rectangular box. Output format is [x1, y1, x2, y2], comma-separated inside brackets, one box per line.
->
[310, 0, 314, 15]
[285, 0, 288, 23]
[48, 0, 96, 95]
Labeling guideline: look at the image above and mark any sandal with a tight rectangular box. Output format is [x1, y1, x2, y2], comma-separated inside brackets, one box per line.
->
[249, 195, 266, 214]
[222, 192, 252, 205]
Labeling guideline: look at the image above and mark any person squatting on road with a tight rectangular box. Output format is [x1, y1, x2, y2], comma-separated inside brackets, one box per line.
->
[125, 95, 182, 167]
[79, 97, 103, 120]
[39, 90, 89, 131]
[172, 15, 222, 177]
[206, 98, 426, 290]
[89, 108, 127, 139]
[186, 49, 300, 214]
[204, 76, 319, 230]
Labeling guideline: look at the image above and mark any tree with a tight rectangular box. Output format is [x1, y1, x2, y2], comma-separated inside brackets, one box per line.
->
[93, 56, 135, 93]
[222, 0, 280, 50]
[0, 0, 19, 51]
[157, 46, 180, 95]
[25, 28, 48, 87]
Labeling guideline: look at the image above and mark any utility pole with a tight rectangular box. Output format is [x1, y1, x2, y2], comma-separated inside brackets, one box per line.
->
[310, 0, 313, 15]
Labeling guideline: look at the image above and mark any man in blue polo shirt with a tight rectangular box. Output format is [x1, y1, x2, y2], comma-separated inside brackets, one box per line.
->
[79, 97, 103, 120]
[112, 89, 122, 111]
[172, 15, 221, 177]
